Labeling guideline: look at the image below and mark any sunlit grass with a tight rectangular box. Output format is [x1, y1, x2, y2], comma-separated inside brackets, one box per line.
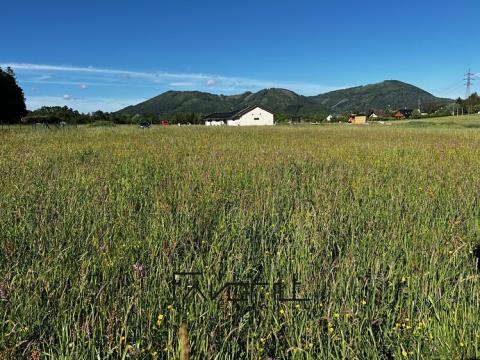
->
[0, 122, 479, 359]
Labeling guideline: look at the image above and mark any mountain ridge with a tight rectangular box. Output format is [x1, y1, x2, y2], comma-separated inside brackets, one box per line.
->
[118, 80, 452, 116]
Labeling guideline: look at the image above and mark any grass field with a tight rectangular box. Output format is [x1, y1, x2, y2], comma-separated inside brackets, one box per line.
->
[1, 116, 479, 359]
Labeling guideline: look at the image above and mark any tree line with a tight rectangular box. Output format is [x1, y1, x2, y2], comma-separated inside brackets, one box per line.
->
[455, 93, 480, 114]
[1, 67, 470, 126]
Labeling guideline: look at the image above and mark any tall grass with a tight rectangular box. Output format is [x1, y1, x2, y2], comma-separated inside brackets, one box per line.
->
[0, 124, 479, 359]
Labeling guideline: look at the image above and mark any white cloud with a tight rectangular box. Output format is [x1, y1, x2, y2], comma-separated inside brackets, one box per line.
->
[169, 82, 195, 87]
[80, 84, 88, 89]
[63, 94, 71, 100]
[1, 62, 338, 95]
[1, 62, 210, 81]
[33, 75, 52, 81]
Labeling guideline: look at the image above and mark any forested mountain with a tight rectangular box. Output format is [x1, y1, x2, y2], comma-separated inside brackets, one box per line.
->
[311, 80, 452, 113]
[118, 80, 452, 116]
[119, 88, 330, 116]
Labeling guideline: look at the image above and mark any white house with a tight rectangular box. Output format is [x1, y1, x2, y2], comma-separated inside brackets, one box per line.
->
[204, 106, 274, 126]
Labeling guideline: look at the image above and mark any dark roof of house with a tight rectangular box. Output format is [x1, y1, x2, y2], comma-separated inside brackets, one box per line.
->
[204, 106, 273, 121]
[204, 111, 237, 121]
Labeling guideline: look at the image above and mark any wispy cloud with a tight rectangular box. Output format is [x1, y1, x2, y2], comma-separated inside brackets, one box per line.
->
[169, 82, 195, 87]
[1, 62, 346, 112]
[26, 95, 148, 113]
[1, 62, 338, 95]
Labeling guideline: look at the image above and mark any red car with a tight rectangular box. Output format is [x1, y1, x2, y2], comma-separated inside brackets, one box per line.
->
[160, 120, 170, 126]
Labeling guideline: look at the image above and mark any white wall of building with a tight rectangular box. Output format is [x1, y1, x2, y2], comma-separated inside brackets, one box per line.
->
[205, 120, 225, 126]
[233, 107, 274, 126]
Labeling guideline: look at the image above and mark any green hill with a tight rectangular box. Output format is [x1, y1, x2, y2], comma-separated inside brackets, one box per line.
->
[118, 80, 452, 116]
[119, 88, 330, 116]
[311, 80, 452, 113]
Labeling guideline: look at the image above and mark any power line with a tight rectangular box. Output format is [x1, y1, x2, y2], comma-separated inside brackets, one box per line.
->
[464, 68, 474, 99]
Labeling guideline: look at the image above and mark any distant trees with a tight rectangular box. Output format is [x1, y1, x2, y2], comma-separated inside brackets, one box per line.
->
[423, 102, 444, 114]
[455, 93, 480, 114]
[91, 110, 109, 122]
[0, 67, 27, 123]
[172, 112, 205, 124]
[411, 109, 421, 119]
[23, 106, 88, 124]
[22, 107, 166, 125]
[273, 112, 330, 123]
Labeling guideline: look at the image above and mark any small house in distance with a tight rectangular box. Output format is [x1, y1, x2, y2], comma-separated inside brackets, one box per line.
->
[204, 106, 274, 126]
[369, 111, 389, 119]
[394, 109, 413, 119]
[348, 113, 367, 124]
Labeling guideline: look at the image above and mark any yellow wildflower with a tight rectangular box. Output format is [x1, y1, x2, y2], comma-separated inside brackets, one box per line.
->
[402, 350, 408, 357]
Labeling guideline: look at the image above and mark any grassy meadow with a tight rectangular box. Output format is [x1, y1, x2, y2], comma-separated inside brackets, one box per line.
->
[0, 116, 479, 359]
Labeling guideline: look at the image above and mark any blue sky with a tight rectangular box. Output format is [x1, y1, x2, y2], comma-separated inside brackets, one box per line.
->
[1, 0, 479, 112]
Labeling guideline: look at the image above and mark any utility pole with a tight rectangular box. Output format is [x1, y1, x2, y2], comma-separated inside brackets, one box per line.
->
[464, 68, 474, 115]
